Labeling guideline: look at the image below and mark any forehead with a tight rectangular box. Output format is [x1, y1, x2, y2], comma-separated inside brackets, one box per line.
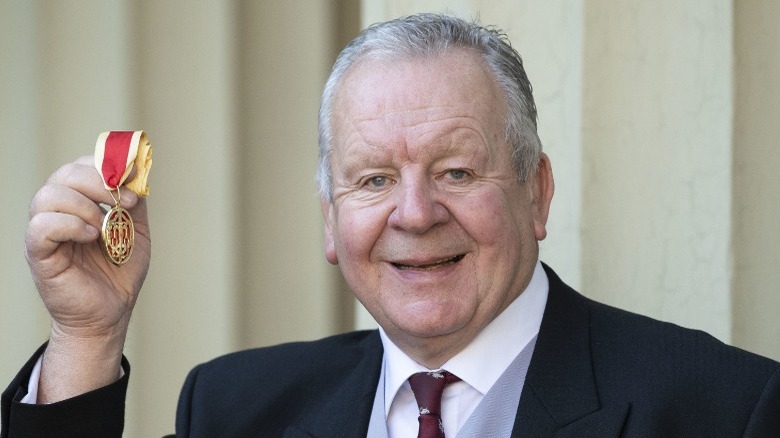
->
[334, 48, 501, 119]
[330, 48, 506, 158]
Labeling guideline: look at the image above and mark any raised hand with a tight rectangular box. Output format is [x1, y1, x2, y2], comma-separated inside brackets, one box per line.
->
[25, 155, 151, 403]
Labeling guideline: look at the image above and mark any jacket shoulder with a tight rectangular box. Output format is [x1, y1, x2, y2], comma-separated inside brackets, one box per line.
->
[543, 266, 780, 435]
[583, 288, 779, 376]
[544, 264, 778, 374]
[201, 329, 381, 376]
[175, 330, 382, 436]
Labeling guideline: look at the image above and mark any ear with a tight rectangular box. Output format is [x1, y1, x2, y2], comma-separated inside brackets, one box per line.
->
[530, 153, 555, 241]
[320, 197, 338, 265]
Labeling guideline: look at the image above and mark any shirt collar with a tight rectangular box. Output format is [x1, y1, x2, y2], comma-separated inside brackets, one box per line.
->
[379, 260, 549, 414]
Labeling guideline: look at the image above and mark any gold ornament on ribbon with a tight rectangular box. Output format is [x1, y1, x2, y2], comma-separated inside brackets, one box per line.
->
[94, 131, 153, 266]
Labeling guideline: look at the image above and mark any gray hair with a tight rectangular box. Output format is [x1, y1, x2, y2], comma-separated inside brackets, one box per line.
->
[317, 13, 542, 201]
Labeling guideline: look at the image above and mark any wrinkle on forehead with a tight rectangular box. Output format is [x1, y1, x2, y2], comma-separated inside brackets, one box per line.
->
[335, 48, 502, 116]
[331, 48, 509, 178]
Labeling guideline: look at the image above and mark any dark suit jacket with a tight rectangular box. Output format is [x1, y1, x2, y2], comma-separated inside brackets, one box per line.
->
[3, 266, 779, 437]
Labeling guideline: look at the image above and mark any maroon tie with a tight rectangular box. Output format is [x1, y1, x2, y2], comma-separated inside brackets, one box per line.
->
[408, 371, 461, 438]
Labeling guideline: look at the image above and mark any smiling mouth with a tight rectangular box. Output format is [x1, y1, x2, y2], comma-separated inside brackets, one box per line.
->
[391, 254, 465, 271]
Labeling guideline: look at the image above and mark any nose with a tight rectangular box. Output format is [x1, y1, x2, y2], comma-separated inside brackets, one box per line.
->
[387, 173, 449, 233]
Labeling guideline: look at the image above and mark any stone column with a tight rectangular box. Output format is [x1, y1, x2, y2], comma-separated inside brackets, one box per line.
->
[733, 0, 780, 361]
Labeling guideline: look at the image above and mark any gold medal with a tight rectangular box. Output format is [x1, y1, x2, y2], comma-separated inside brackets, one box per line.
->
[94, 131, 152, 266]
[101, 192, 135, 266]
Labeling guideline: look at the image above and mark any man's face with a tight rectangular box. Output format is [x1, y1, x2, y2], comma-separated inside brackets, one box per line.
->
[322, 49, 553, 363]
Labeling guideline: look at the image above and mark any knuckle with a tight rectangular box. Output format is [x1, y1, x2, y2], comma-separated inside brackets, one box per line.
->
[46, 162, 74, 184]
[23, 236, 38, 265]
[47, 159, 91, 188]
[25, 214, 48, 255]
[74, 154, 94, 166]
[29, 184, 58, 218]
[26, 212, 49, 238]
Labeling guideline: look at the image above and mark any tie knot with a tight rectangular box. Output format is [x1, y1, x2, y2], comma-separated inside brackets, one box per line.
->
[408, 370, 460, 417]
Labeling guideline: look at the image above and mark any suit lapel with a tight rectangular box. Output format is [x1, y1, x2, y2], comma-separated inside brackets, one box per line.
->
[513, 265, 628, 437]
[285, 330, 384, 437]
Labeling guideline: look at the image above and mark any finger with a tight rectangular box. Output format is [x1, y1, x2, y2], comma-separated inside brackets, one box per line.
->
[74, 155, 141, 208]
[26, 211, 100, 261]
[74, 154, 94, 166]
[46, 161, 138, 209]
[75, 154, 139, 186]
[127, 196, 148, 227]
[30, 183, 106, 227]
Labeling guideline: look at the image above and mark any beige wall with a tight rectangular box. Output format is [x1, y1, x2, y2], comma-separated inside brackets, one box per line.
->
[1, 1, 779, 436]
[582, 1, 734, 342]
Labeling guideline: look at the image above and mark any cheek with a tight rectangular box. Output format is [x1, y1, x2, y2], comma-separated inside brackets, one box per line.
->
[459, 190, 536, 291]
[459, 192, 527, 245]
[333, 203, 390, 264]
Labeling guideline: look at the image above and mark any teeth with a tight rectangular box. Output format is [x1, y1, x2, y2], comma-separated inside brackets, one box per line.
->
[394, 254, 464, 271]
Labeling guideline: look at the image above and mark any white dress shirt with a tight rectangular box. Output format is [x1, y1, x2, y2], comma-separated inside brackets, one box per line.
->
[380, 261, 548, 438]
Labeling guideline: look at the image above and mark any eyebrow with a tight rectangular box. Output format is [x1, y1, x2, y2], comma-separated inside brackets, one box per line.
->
[337, 141, 392, 179]
[337, 129, 486, 179]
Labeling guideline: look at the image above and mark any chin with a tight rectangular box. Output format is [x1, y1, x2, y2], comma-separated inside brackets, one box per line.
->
[390, 304, 471, 340]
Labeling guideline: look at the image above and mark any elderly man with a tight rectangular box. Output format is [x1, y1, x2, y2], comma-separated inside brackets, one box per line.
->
[3, 13, 779, 438]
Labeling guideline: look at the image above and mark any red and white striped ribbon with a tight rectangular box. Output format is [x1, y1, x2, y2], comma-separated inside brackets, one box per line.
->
[94, 130, 144, 190]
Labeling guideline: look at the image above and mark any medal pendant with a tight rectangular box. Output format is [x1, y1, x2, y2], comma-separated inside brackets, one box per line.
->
[101, 204, 135, 266]
[94, 130, 150, 266]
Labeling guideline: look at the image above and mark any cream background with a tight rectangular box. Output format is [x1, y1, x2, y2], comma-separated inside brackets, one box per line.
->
[1, 1, 778, 436]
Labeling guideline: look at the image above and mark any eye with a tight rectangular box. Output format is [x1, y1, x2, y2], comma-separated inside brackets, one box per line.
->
[448, 169, 468, 180]
[362, 175, 394, 190]
[438, 168, 474, 187]
[370, 176, 387, 187]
